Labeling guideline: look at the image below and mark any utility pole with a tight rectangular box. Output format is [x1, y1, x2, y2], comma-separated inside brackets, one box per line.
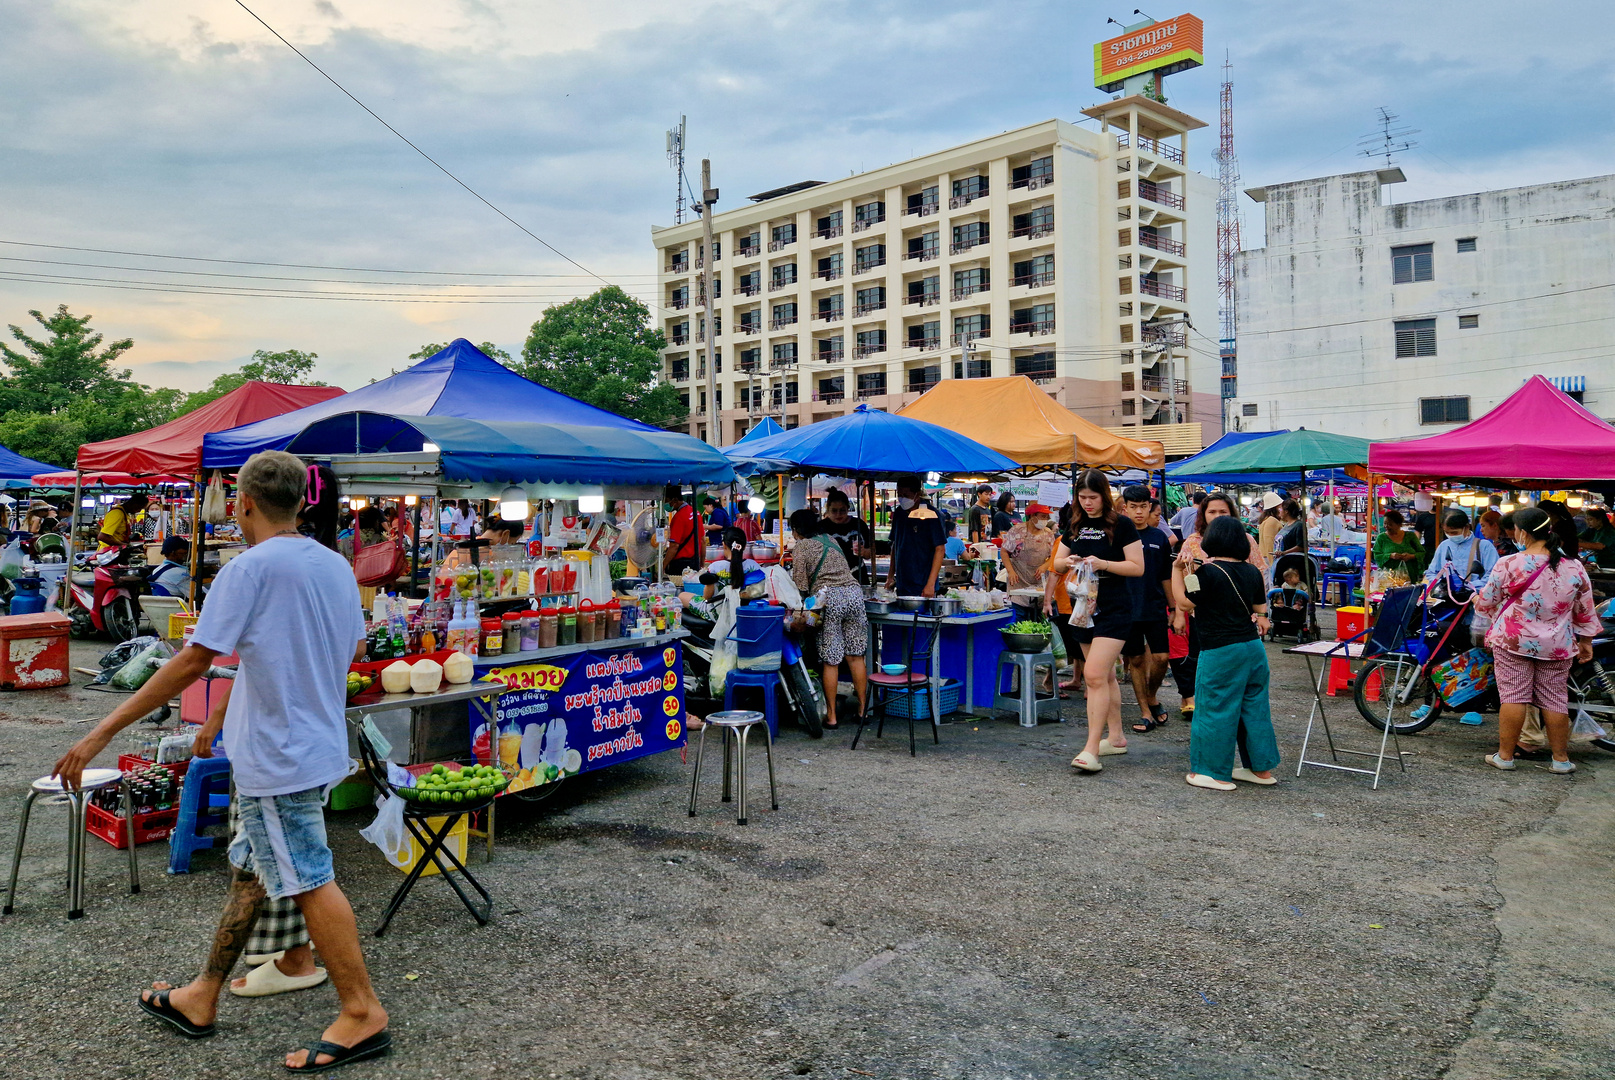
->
[699, 159, 720, 446]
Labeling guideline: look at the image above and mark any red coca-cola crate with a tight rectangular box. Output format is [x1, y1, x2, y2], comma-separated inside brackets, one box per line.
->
[117, 755, 192, 780]
[0, 611, 71, 690]
[84, 801, 179, 849]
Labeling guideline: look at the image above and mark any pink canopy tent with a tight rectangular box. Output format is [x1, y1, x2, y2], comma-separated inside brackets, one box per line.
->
[1369, 375, 1615, 486]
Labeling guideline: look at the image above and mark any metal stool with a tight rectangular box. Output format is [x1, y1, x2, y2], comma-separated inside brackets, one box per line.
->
[994, 650, 1062, 728]
[687, 710, 778, 825]
[5, 769, 140, 920]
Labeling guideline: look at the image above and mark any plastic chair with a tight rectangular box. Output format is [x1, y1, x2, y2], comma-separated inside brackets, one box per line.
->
[853, 612, 944, 756]
[994, 649, 1061, 727]
[5, 768, 140, 920]
[166, 756, 233, 875]
[723, 671, 780, 738]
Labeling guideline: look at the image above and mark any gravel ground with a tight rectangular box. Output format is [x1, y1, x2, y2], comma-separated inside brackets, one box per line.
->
[0, 630, 1608, 1080]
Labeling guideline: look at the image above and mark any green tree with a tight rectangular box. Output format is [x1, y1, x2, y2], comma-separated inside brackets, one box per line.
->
[519, 286, 680, 425]
[0, 411, 88, 468]
[183, 348, 325, 411]
[0, 304, 136, 414]
[411, 341, 512, 364]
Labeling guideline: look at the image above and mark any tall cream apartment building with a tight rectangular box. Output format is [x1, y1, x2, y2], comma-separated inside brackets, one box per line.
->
[650, 98, 1219, 446]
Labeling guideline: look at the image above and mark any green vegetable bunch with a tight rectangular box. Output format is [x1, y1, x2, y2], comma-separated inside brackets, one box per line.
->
[400, 762, 507, 804]
[1003, 620, 1053, 635]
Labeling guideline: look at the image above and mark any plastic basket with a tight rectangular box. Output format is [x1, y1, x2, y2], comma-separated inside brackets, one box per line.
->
[117, 754, 192, 779]
[881, 678, 961, 719]
[85, 802, 178, 849]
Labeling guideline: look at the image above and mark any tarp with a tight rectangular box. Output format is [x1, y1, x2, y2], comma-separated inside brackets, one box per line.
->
[202, 339, 651, 469]
[76, 381, 345, 477]
[896, 376, 1164, 469]
[736, 416, 783, 443]
[1369, 375, 1615, 486]
[284, 413, 735, 486]
[0, 443, 64, 488]
[30, 470, 192, 487]
[724, 403, 1018, 479]
[1166, 428, 1362, 487]
[1173, 428, 1371, 476]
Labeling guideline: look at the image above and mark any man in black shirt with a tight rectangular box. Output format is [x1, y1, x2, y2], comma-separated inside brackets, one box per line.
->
[887, 475, 946, 597]
[966, 485, 993, 544]
[1120, 485, 1174, 730]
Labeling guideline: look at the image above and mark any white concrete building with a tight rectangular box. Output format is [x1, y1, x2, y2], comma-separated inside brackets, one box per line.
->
[650, 103, 1219, 447]
[1233, 169, 1615, 438]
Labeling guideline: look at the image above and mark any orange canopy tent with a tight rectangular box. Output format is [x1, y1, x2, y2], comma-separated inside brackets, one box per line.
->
[897, 376, 1164, 470]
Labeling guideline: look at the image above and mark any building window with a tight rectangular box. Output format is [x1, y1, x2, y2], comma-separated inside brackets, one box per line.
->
[1014, 351, 1055, 377]
[678, 391, 690, 413]
[739, 232, 760, 255]
[1011, 302, 1055, 335]
[953, 267, 989, 298]
[1242, 403, 1258, 417]
[816, 252, 843, 279]
[771, 223, 797, 247]
[1456, 237, 1477, 253]
[907, 186, 938, 213]
[1014, 254, 1054, 287]
[854, 201, 885, 226]
[670, 358, 689, 382]
[953, 313, 989, 345]
[739, 347, 761, 370]
[818, 294, 844, 318]
[818, 376, 843, 398]
[818, 336, 843, 361]
[1458, 313, 1479, 329]
[1012, 205, 1054, 238]
[738, 310, 761, 333]
[1121, 399, 1136, 416]
[952, 221, 989, 251]
[952, 175, 988, 202]
[907, 365, 940, 392]
[1120, 370, 1134, 392]
[855, 328, 886, 356]
[856, 371, 887, 395]
[908, 320, 940, 348]
[1011, 156, 1054, 187]
[909, 275, 941, 304]
[1392, 243, 1433, 284]
[855, 286, 887, 314]
[785, 381, 799, 404]
[1394, 317, 1437, 358]
[953, 357, 992, 379]
[816, 210, 842, 236]
[1419, 396, 1470, 424]
[772, 302, 798, 326]
[854, 244, 886, 272]
[908, 231, 939, 259]
[772, 341, 798, 364]
[771, 263, 798, 287]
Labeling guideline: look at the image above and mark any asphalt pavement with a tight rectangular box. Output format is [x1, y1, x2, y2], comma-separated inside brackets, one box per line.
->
[0, 630, 1609, 1080]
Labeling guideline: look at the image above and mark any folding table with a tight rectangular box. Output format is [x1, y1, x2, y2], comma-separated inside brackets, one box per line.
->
[1287, 638, 1408, 789]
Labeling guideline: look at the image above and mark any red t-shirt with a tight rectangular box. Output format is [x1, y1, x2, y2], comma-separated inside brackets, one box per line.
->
[667, 504, 701, 559]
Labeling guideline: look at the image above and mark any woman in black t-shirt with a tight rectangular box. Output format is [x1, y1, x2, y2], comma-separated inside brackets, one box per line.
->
[1171, 516, 1281, 792]
[1052, 470, 1144, 774]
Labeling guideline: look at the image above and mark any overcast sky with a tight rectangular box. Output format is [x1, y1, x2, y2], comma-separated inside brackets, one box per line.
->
[3, 0, 1612, 393]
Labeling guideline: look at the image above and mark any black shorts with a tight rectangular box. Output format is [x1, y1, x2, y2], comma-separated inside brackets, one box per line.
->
[1058, 604, 1133, 650]
[1122, 619, 1169, 658]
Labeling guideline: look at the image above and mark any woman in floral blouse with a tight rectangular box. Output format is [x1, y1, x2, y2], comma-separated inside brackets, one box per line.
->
[1473, 505, 1600, 774]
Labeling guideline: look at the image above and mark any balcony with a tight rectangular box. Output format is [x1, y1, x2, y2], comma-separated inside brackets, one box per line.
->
[853, 214, 886, 232]
[950, 238, 986, 255]
[1013, 270, 1055, 288]
[1142, 323, 1187, 346]
[738, 357, 761, 373]
[854, 301, 886, 316]
[666, 261, 690, 274]
[951, 330, 988, 347]
[903, 247, 939, 262]
[738, 242, 760, 258]
[768, 237, 795, 252]
[1011, 318, 1056, 336]
[906, 374, 940, 394]
[1138, 277, 1186, 302]
[951, 283, 988, 301]
[737, 320, 761, 337]
[669, 367, 690, 383]
[770, 356, 798, 370]
[669, 297, 689, 310]
[904, 203, 940, 218]
[854, 343, 887, 359]
[1010, 173, 1054, 191]
[814, 225, 843, 240]
[770, 316, 798, 330]
[813, 391, 845, 404]
[1010, 221, 1054, 240]
[1117, 133, 1184, 164]
[1136, 180, 1185, 210]
[905, 291, 941, 308]
[814, 308, 844, 322]
[907, 336, 941, 352]
[1141, 374, 1190, 395]
[815, 266, 843, 281]
[853, 257, 887, 274]
[738, 283, 761, 296]
[1139, 232, 1185, 257]
[855, 387, 886, 400]
[671, 333, 689, 346]
[816, 348, 844, 363]
[949, 190, 986, 209]
[769, 278, 796, 292]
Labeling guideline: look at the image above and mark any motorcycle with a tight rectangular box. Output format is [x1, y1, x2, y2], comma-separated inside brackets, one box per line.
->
[67, 545, 147, 642]
[681, 603, 826, 738]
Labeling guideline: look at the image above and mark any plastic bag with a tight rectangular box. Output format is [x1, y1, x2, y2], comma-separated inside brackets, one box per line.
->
[708, 591, 739, 695]
[763, 565, 802, 609]
[201, 471, 229, 525]
[109, 638, 176, 691]
[359, 761, 414, 858]
[1065, 564, 1097, 629]
[1049, 622, 1067, 662]
[1571, 708, 1608, 742]
[90, 635, 163, 686]
[0, 539, 25, 581]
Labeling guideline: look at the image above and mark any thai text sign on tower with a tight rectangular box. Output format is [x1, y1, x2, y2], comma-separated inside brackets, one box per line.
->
[1093, 14, 1205, 92]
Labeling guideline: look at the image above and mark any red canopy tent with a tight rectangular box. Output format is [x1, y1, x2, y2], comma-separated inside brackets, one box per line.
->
[33, 381, 345, 484]
[1368, 375, 1615, 486]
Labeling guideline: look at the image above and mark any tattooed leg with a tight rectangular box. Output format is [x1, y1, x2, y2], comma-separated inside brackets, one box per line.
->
[142, 867, 265, 1026]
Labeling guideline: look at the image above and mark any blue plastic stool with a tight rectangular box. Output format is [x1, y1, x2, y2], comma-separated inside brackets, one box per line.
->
[167, 756, 232, 875]
[723, 671, 780, 739]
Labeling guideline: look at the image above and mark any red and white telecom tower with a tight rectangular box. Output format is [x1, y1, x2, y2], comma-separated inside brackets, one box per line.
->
[1215, 56, 1241, 429]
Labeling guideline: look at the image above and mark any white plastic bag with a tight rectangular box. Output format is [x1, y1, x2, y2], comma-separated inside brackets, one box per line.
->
[0, 539, 25, 580]
[708, 591, 739, 694]
[763, 565, 802, 609]
[1065, 564, 1097, 629]
[1571, 708, 1608, 742]
[359, 761, 414, 857]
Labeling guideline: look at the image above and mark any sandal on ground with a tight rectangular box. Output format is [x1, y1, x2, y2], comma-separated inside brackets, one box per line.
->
[1231, 767, 1278, 786]
[1131, 716, 1161, 733]
[1179, 705, 1195, 721]
[1097, 738, 1128, 756]
[285, 1031, 392, 1074]
[138, 989, 216, 1039]
[1151, 704, 1170, 724]
[1185, 773, 1236, 791]
[244, 951, 284, 967]
[1071, 751, 1102, 773]
[231, 958, 329, 998]
[1484, 753, 1517, 771]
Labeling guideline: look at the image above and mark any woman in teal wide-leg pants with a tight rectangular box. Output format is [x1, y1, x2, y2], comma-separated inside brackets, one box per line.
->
[1190, 637, 1282, 783]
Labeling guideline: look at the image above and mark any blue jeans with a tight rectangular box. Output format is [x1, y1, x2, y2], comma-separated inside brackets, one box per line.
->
[228, 785, 335, 900]
[1189, 638, 1281, 782]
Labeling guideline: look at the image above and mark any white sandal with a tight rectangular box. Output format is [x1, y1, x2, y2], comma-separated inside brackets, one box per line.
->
[229, 958, 329, 998]
[1185, 773, 1236, 791]
[1231, 768, 1278, 786]
[1097, 739, 1128, 756]
[1071, 751, 1102, 773]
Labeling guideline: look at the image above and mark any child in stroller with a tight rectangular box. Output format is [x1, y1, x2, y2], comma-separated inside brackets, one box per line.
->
[1266, 566, 1315, 642]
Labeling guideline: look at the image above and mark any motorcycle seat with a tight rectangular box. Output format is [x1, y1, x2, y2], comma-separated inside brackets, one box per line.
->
[72, 571, 96, 588]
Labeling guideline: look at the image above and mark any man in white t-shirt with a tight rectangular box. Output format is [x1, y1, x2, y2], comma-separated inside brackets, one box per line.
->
[53, 450, 388, 1071]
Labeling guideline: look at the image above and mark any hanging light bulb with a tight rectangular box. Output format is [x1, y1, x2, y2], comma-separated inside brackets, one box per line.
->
[577, 493, 606, 514]
[403, 495, 418, 507]
[748, 496, 766, 514]
[350, 496, 368, 510]
[499, 485, 530, 521]
[1567, 495, 1585, 509]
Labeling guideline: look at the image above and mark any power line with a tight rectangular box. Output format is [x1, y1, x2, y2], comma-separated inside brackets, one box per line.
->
[0, 271, 639, 305]
[231, 0, 612, 287]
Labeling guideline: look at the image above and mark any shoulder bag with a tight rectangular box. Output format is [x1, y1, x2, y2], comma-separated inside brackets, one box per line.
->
[352, 525, 408, 588]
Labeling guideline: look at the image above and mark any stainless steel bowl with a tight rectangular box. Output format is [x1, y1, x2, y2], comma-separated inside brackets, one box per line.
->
[927, 596, 961, 616]
[864, 599, 894, 615]
[894, 595, 927, 611]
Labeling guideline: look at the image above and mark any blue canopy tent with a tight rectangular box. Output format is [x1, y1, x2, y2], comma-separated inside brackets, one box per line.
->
[724, 404, 1017, 479]
[0, 443, 59, 489]
[201, 339, 654, 470]
[736, 416, 783, 443]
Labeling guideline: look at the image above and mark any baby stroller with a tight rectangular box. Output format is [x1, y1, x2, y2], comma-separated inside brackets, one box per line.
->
[1267, 551, 1319, 643]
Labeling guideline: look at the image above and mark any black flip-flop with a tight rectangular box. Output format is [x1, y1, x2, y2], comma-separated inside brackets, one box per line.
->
[285, 1030, 392, 1073]
[1131, 716, 1162, 733]
[1151, 704, 1170, 724]
[138, 989, 216, 1039]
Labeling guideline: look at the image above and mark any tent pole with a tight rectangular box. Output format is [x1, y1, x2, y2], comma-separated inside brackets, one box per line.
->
[188, 471, 204, 609]
[63, 468, 84, 611]
[1326, 474, 1337, 559]
[410, 500, 422, 598]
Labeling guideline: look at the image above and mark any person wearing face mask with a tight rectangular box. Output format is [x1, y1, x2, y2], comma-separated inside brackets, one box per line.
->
[661, 485, 703, 575]
[819, 487, 874, 580]
[1001, 502, 1057, 594]
[1424, 509, 1498, 591]
[885, 475, 946, 598]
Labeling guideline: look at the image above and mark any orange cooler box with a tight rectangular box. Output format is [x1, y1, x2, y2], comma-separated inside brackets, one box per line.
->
[1327, 606, 1368, 696]
[0, 612, 72, 689]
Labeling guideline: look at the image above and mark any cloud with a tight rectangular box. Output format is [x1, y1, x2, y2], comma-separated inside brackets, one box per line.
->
[2, 0, 1614, 392]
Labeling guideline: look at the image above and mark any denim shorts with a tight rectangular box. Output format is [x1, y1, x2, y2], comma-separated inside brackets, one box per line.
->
[228, 785, 335, 901]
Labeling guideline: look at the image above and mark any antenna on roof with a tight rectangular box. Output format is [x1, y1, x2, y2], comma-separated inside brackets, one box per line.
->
[666, 115, 687, 224]
[1358, 107, 1419, 169]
